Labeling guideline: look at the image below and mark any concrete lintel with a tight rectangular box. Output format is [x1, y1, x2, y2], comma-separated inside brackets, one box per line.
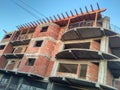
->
[63, 37, 101, 44]
[31, 36, 57, 43]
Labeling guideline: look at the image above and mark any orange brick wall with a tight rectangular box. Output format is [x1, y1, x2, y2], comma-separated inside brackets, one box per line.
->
[40, 40, 55, 57]
[33, 24, 60, 40]
[86, 63, 99, 82]
[18, 56, 50, 76]
[3, 43, 13, 54]
[90, 41, 100, 50]
[45, 61, 54, 77]
[0, 56, 7, 69]
[52, 41, 63, 58]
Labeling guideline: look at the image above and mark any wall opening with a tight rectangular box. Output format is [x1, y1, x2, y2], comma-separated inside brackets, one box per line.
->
[26, 58, 36, 66]
[64, 42, 90, 49]
[0, 45, 5, 50]
[79, 64, 87, 78]
[58, 63, 78, 74]
[41, 26, 48, 32]
[34, 40, 43, 47]
[4, 34, 12, 39]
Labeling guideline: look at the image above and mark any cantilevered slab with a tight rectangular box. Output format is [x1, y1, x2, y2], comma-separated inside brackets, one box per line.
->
[61, 27, 117, 41]
[3, 53, 24, 59]
[109, 36, 120, 57]
[10, 39, 30, 46]
[49, 77, 116, 90]
[0, 69, 43, 80]
[108, 60, 120, 78]
[56, 49, 118, 60]
[109, 36, 120, 48]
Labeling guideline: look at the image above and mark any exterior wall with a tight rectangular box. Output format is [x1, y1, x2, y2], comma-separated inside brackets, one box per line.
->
[0, 56, 7, 69]
[5, 60, 20, 70]
[52, 41, 63, 58]
[86, 63, 99, 82]
[0, 43, 13, 54]
[33, 24, 60, 40]
[45, 61, 54, 77]
[13, 45, 27, 53]
[106, 69, 113, 86]
[90, 41, 100, 50]
[26, 39, 55, 57]
[1, 32, 15, 43]
[18, 56, 50, 76]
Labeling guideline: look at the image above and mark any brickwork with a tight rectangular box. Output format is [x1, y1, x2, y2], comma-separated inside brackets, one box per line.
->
[86, 63, 99, 82]
[90, 40, 100, 50]
[0, 43, 13, 54]
[33, 24, 60, 40]
[0, 56, 7, 69]
[18, 56, 50, 76]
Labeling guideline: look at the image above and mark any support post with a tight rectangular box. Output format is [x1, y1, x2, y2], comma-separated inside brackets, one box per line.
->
[98, 36, 109, 84]
[93, 12, 98, 27]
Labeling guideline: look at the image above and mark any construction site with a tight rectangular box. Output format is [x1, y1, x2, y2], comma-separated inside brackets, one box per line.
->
[0, 3, 120, 90]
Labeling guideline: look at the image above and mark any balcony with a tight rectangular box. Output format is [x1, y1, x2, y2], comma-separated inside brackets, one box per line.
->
[69, 20, 102, 29]
[62, 27, 117, 41]
[56, 49, 118, 60]
[49, 77, 116, 90]
[11, 29, 34, 46]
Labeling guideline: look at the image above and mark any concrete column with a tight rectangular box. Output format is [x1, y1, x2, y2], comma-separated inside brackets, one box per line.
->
[50, 61, 59, 76]
[102, 16, 110, 29]
[98, 36, 109, 84]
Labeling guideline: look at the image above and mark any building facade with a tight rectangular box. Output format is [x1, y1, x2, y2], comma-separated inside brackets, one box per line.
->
[0, 4, 120, 90]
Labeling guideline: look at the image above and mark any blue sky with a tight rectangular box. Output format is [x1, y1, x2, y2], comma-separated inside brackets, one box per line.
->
[0, 0, 120, 40]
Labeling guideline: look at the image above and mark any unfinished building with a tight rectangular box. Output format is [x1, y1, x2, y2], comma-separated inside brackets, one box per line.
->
[0, 3, 120, 90]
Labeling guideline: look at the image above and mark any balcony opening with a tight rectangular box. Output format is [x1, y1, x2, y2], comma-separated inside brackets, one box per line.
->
[41, 26, 48, 32]
[58, 63, 78, 74]
[79, 64, 87, 78]
[4, 34, 12, 39]
[0, 45, 5, 50]
[34, 40, 43, 47]
[26, 58, 36, 66]
[20, 79, 47, 90]
[64, 42, 90, 49]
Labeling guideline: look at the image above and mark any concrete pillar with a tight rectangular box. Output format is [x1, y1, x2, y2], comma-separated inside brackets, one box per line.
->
[102, 16, 110, 29]
[98, 36, 109, 84]
[50, 61, 59, 76]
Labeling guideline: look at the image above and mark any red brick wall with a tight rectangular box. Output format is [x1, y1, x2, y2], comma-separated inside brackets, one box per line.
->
[52, 41, 63, 58]
[6, 60, 20, 70]
[0, 56, 7, 69]
[18, 56, 50, 76]
[40, 40, 55, 57]
[90, 41, 100, 50]
[26, 39, 55, 58]
[4, 43, 13, 53]
[45, 61, 54, 77]
[26, 40, 39, 53]
[0, 43, 14, 54]
[33, 24, 60, 40]
[14, 46, 27, 53]
[86, 63, 99, 82]
[1, 34, 13, 43]
[107, 69, 113, 86]
[57, 28, 65, 40]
